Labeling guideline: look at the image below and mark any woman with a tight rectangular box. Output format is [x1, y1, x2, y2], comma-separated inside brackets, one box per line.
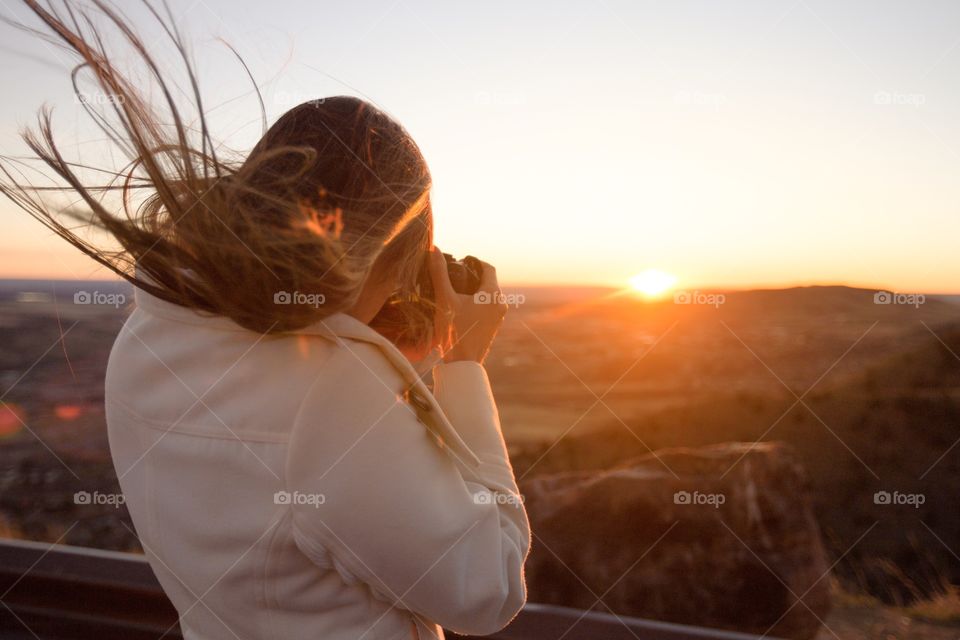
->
[0, 2, 529, 639]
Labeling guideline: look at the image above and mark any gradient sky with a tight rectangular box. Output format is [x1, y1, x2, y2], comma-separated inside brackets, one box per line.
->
[1, 0, 960, 292]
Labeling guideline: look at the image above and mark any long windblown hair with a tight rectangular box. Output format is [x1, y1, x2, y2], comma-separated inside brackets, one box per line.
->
[0, 0, 436, 344]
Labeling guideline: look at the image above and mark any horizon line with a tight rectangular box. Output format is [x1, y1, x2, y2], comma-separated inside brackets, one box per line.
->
[1, 275, 959, 296]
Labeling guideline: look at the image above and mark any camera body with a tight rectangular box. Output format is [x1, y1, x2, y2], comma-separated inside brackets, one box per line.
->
[442, 253, 483, 295]
[419, 253, 483, 298]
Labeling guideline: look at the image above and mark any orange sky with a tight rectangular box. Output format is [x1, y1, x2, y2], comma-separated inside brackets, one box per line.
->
[2, 0, 959, 293]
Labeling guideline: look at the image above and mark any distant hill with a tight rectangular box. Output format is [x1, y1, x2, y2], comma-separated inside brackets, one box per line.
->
[585, 284, 960, 326]
[491, 285, 960, 439]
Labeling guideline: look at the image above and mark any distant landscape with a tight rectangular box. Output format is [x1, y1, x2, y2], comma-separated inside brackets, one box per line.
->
[1, 279, 960, 636]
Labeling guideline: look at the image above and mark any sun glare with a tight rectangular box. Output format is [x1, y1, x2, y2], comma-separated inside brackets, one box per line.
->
[628, 269, 677, 299]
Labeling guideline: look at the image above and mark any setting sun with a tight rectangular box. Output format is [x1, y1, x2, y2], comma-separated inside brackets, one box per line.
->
[628, 269, 677, 299]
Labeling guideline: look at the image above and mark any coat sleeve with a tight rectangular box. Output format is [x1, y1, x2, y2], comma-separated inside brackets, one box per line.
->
[286, 345, 530, 636]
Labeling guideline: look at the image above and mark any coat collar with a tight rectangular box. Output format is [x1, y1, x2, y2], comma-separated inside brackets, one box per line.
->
[132, 286, 482, 469]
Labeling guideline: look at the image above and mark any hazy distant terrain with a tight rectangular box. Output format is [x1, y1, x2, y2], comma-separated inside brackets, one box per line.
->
[2, 279, 960, 617]
[494, 286, 960, 607]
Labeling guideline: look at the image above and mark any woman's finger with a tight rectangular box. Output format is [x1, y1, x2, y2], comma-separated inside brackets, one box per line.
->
[476, 260, 500, 294]
[429, 247, 458, 305]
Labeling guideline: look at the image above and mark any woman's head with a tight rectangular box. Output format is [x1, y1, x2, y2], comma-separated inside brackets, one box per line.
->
[0, 1, 436, 343]
[222, 96, 435, 334]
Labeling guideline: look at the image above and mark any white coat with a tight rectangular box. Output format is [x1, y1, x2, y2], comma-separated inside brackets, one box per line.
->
[105, 287, 530, 640]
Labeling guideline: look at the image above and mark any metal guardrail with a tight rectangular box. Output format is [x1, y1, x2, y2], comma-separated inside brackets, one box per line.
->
[0, 538, 776, 640]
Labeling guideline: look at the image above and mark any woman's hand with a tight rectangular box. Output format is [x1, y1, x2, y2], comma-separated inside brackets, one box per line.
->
[429, 247, 506, 364]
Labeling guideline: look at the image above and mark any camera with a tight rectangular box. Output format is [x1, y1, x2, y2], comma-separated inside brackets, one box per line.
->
[420, 253, 484, 298]
[443, 253, 483, 295]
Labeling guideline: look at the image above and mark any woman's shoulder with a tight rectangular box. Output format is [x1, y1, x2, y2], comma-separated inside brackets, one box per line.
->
[292, 313, 417, 396]
[301, 336, 407, 404]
